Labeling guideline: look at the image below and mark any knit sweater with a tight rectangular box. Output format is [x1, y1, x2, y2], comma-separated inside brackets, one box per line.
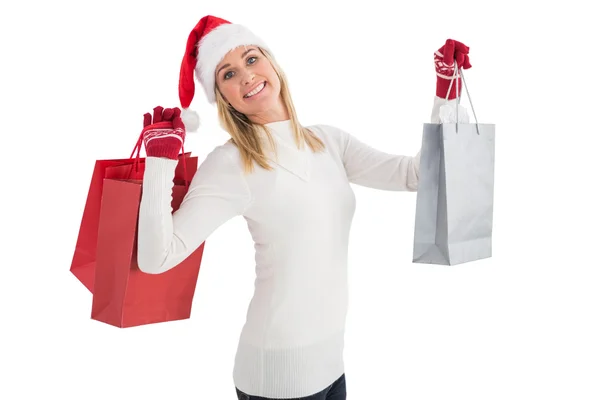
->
[136, 101, 450, 397]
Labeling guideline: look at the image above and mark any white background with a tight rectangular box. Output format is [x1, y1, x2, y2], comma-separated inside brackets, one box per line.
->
[1, 0, 599, 399]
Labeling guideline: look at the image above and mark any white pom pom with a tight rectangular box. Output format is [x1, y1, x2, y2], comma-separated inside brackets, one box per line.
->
[181, 108, 200, 132]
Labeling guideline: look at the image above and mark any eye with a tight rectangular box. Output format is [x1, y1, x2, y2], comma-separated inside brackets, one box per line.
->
[247, 56, 257, 65]
[224, 71, 234, 80]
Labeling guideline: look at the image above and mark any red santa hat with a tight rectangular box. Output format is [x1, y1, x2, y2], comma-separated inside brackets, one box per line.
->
[178, 15, 273, 132]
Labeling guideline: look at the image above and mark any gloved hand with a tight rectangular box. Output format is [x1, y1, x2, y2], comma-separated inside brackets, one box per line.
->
[434, 39, 472, 100]
[142, 106, 186, 160]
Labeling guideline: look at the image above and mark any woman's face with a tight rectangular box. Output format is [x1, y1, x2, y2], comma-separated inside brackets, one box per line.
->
[215, 46, 285, 123]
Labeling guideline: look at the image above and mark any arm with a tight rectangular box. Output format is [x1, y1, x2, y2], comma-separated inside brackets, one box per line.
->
[137, 147, 251, 274]
[333, 39, 472, 191]
[330, 39, 471, 192]
[328, 94, 465, 192]
[134, 106, 251, 274]
[324, 124, 420, 192]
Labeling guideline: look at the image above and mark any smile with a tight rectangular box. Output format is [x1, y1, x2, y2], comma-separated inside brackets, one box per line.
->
[244, 82, 266, 98]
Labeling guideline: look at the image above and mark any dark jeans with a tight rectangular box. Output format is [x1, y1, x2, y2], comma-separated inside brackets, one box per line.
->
[235, 373, 346, 400]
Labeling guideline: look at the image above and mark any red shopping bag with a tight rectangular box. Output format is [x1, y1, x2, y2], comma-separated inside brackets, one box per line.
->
[69, 137, 192, 292]
[91, 169, 204, 328]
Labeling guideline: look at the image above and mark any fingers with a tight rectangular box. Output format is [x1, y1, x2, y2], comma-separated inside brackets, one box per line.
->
[462, 54, 472, 69]
[153, 106, 164, 123]
[455, 52, 465, 68]
[443, 39, 455, 66]
[162, 108, 174, 121]
[452, 40, 469, 54]
[173, 115, 185, 132]
[452, 40, 470, 69]
[438, 39, 471, 70]
[145, 106, 183, 127]
[173, 107, 184, 131]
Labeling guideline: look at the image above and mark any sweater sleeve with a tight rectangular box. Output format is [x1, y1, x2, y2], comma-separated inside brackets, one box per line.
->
[137, 146, 252, 274]
[323, 125, 420, 192]
[324, 97, 465, 191]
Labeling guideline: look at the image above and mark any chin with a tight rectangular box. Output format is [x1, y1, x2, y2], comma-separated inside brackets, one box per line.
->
[246, 95, 280, 113]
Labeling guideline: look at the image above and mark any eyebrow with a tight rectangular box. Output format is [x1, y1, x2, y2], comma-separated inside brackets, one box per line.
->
[216, 47, 258, 77]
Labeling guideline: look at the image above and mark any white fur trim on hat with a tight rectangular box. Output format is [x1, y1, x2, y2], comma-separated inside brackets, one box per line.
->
[195, 23, 271, 104]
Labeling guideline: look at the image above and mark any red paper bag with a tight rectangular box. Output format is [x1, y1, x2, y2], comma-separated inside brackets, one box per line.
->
[70, 150, 193, 292]
[91, 171, 204, 328]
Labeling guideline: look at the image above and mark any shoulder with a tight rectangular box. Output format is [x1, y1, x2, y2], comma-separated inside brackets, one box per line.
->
[213, 139, 240, 160]
[185, 139, 251, 198]
[306, 124, 347, 140]
[307, 123, 341, 135]
[306, 123, 351, 149]
[196, 139, 243, 175]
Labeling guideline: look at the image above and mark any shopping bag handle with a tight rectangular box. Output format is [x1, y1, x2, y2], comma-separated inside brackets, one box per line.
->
[127, 130, 189, 189]
[444, 59, 481, 135]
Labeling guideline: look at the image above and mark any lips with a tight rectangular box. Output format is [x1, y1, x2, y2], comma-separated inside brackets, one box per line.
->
[244, 81, 266, 98]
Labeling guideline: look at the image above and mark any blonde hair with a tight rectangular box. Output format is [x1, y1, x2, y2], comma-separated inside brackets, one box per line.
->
[215, 47, 325, 173]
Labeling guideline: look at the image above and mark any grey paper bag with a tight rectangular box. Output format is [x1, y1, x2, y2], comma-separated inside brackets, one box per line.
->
[412, 67, 495, 265]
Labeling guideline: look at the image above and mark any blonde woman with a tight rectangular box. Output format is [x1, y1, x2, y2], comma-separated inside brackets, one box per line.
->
[137, 15, 471, 400]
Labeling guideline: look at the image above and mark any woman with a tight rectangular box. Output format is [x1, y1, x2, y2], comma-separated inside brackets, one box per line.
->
[137, 15, 471, 400]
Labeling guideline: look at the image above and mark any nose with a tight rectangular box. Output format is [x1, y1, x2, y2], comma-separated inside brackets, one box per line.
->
[241, 69, 255, 85]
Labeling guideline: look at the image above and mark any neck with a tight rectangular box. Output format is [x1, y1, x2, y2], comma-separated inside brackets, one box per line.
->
[247, 97, 290, 125]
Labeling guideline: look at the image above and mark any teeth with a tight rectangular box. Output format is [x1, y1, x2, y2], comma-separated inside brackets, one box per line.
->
[245, 82, 265, 98]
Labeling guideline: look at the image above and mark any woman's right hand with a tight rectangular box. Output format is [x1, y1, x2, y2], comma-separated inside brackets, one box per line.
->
[142, 106, 186, 160]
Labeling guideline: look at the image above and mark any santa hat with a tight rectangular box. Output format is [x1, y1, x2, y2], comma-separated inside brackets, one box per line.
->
[178, 15, 273, 132]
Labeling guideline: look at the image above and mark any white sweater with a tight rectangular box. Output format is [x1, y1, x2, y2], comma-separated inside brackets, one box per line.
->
[137, 99, 453, 397]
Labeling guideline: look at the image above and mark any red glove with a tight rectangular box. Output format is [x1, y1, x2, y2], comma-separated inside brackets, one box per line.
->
[142, 106, 186, 160]
[434, 39, 472, 100]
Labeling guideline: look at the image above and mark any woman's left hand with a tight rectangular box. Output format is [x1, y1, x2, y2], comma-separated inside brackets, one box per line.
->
[434, 39, 471, 100]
